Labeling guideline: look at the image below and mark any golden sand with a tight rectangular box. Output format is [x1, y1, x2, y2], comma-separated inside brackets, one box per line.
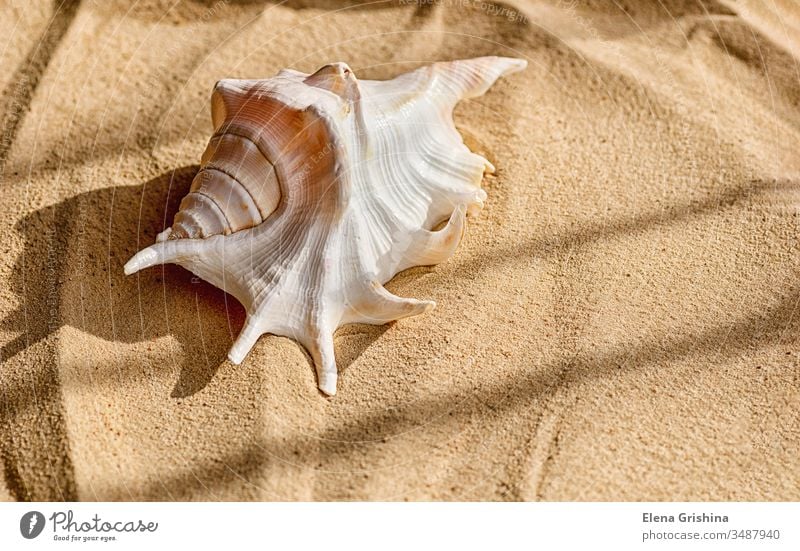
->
[1, 0, 798, 500]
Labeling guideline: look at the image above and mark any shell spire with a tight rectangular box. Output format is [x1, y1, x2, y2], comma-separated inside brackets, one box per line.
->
[125, 56, 527, 395]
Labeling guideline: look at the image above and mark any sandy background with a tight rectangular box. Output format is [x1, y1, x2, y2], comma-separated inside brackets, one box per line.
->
[1, 0, 798, 501]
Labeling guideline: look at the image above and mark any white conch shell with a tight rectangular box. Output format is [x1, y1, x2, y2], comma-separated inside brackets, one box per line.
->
[125, 56, 526, 395]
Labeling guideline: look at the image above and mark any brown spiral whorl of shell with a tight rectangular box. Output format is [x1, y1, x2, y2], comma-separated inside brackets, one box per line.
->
[164, 81, 284, 240]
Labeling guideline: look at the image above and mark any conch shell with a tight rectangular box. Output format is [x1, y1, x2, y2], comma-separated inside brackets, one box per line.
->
[125, 56, 526, 395]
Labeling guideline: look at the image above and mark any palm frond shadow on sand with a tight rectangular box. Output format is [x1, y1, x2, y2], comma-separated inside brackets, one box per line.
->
[107, 277, 800, 500]
[3, 173, 797, 500]
[50, 179, 800, 499]
[0, 165, 388, 500]
[2, 168, 225, 499]
[3, 165, 394, 392]
[0, 0, 81, 171]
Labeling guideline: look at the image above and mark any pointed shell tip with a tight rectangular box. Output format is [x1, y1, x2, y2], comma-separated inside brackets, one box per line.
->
[502, 57, 528, 73]
[123, 248, 156, 275]
[318, 371, 338, 396]
[227, 350, 244, 365]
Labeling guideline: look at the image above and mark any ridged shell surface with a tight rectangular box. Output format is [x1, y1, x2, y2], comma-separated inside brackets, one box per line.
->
[125, 56, 527, 395]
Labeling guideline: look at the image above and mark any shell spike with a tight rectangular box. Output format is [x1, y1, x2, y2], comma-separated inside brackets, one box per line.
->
[438, 56, 528, 101]
[346, 282, 435, 325]
[401, 204, 467, 270]
[123, 239, 206, 275]
[307, 329, 338, 396]
[228, 316, 264, 365]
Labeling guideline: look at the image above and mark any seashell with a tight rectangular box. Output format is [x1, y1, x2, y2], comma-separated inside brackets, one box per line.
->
[124, 56, 526, 395]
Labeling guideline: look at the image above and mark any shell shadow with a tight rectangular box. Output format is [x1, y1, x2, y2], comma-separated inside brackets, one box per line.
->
[2, 167, 241, 401]
[335, 324, 391, 373]
[3, 166, 392, 400]
[0, 165, 392, 498]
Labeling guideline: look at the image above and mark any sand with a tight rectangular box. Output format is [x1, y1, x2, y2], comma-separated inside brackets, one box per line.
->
[0, 0, 798, 501]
